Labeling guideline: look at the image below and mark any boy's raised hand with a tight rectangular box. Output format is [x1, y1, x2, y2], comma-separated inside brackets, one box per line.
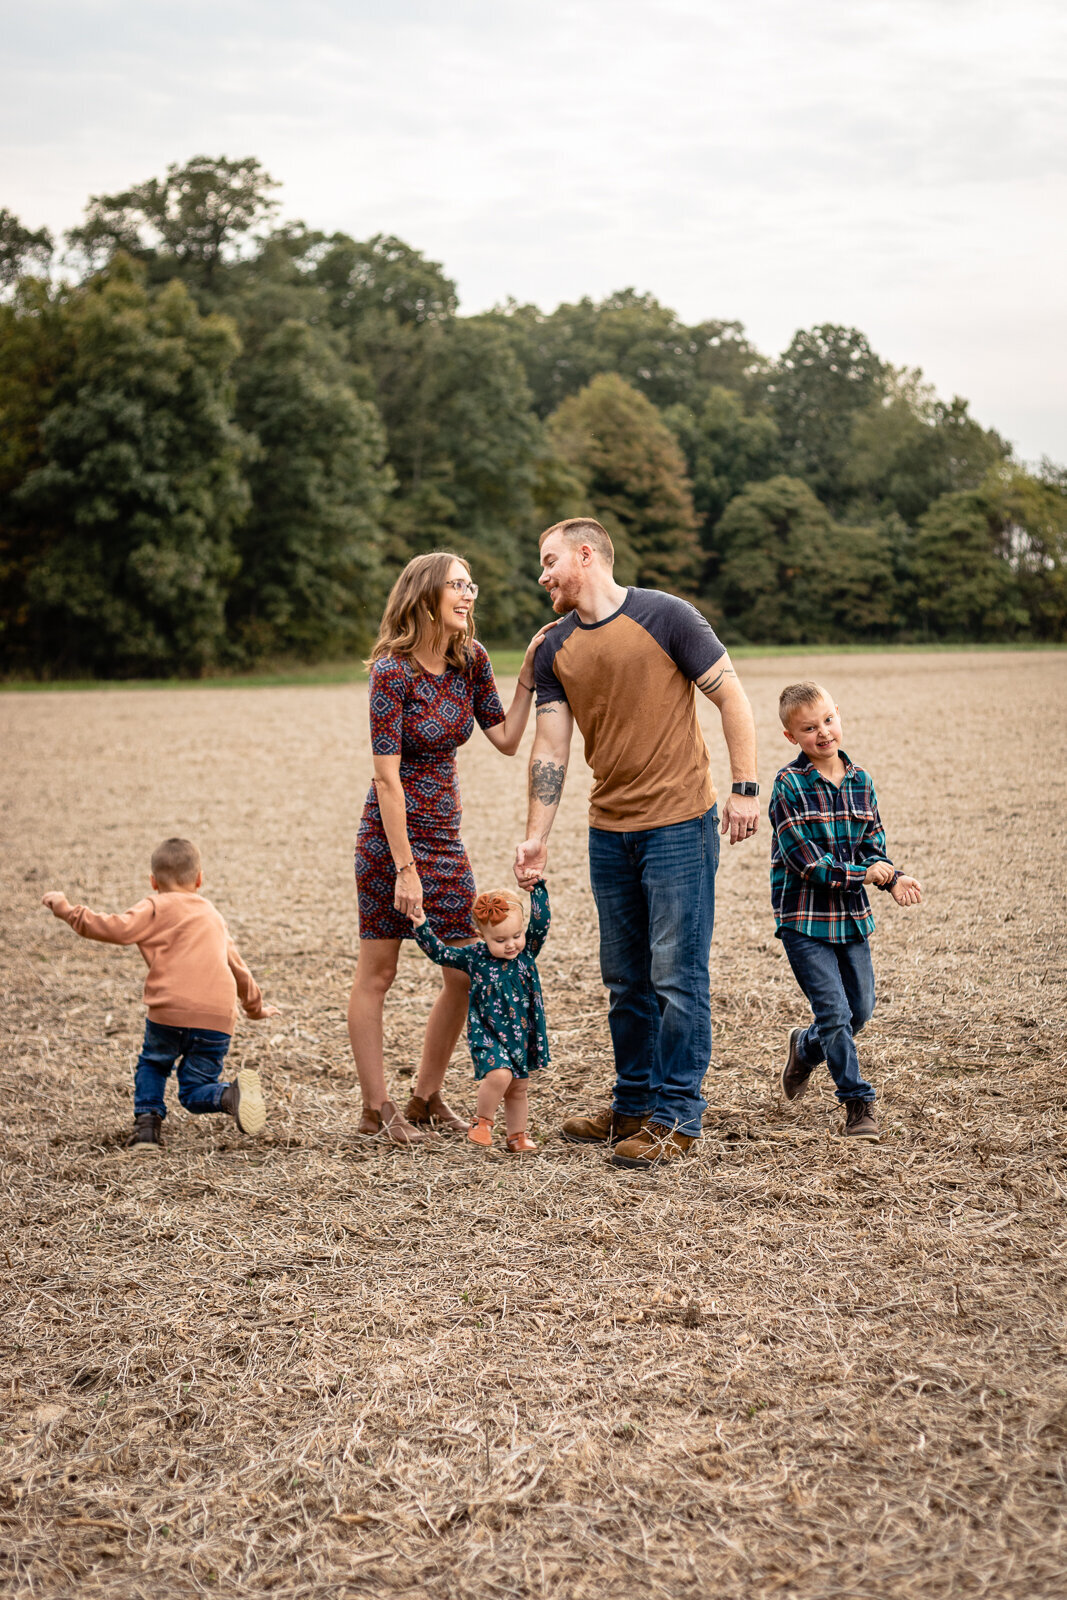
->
[890, 875, 922, 906]
[41, 891, 70, 915]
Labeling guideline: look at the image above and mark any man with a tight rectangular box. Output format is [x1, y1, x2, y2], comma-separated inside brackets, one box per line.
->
[514, 518, 759, 1169]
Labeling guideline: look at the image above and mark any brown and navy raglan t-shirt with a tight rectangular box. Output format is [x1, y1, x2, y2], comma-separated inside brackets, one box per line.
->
[534, 587, 726, 832]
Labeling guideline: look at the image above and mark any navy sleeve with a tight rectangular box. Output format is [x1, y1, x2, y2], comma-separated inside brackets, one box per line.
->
[533, 626, 569, 706]
[628, 590, 725, 683]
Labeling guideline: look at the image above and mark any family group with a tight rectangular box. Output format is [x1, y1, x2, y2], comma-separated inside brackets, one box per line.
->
[42, 518, 922, 1164]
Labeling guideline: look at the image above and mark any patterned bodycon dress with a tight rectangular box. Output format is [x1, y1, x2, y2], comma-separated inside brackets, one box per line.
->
[355, 643, 505, 941]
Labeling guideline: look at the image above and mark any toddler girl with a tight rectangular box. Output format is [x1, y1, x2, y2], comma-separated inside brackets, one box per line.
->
[411, 881, 549, 1153]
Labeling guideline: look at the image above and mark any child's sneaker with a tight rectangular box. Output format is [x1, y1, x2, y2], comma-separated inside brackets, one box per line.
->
[467, 1116, 494, 1148]
[842, 1100, 880, 1140]
[222, 1069, 267, 1136]
[781, 1027, 815, 1100]
[127, 1113, 162, 1154]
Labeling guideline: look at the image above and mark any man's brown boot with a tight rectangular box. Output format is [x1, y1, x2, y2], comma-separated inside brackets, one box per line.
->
[610, 1121, 698, 1169]
[560, 1105, 647, 1145]
[358, 1099, 430, 1144]
[405, 1090, 468, 1133]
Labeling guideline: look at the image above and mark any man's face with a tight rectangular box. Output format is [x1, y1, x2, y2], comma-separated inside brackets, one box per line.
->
[538, 533, 585, 614]
[784, 694, 844, 763]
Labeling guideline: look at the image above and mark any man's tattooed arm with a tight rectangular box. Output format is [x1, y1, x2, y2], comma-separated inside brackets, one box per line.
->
[696, 660, 738, 699]
[530, 759, 566, 808]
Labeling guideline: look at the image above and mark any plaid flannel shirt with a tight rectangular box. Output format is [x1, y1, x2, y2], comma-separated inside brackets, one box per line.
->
[769, 751, 896, 943]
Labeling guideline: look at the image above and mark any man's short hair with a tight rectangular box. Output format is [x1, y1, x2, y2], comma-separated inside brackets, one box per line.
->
[540, 517, 614, 566]
[778, 682, 830, 726]
[151, 837, 201, 887]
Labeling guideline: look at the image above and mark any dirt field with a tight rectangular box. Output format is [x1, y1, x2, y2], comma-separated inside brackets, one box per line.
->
[1, 648, 1065, 1600]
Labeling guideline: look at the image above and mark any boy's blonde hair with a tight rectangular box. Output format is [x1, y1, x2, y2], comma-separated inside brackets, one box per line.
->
[778, 681, 831, 727]
[472, 888, 525, 929]
[151, 837, 201, 888]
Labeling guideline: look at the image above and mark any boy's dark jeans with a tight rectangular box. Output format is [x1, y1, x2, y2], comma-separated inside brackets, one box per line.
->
[779, 929, 876, 1104]
[133, 1019, 232, 1119]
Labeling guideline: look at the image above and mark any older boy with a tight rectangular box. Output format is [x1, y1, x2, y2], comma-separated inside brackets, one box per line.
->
[770, 683, 921, 1140]
[42, 837, 278, 1153]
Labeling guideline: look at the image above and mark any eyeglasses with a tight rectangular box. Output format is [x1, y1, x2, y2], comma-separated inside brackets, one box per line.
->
[443, 579, 479, 597]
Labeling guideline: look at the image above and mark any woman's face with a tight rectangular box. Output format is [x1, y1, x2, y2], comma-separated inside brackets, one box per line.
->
[437, 560, 475, 636]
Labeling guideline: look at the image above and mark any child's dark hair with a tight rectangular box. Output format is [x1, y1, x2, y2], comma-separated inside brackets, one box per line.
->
[151, 837, 201, 888]
[778, 681, 830, 726]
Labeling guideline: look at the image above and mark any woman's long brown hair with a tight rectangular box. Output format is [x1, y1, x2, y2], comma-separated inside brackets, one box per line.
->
[368, 552, 476, 671]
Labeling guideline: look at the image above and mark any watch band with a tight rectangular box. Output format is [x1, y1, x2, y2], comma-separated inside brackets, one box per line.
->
[731, 781, 760, 797]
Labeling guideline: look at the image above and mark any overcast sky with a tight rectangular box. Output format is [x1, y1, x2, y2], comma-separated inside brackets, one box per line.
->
[3, 0, 1065, 461]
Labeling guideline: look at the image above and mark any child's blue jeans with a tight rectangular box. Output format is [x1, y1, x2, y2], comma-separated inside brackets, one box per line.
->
[133, 1019, 232, 1119]
[778, 930, 876, 1104]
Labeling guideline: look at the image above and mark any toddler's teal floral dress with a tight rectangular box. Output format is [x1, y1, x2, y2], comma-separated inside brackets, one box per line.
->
[414, 881, 550, 1079]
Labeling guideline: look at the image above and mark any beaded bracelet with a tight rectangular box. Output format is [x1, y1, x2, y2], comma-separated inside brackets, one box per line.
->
[395, 859, 415, 873]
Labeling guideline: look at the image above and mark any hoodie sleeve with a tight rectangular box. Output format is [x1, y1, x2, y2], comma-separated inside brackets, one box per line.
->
[227, 938, 265, 1018]
[60, 897, 158, 945]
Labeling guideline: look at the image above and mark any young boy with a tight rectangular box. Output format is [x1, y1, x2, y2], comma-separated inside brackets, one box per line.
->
[770, 683, 922, 1140]
[42, 837, 279, 1154]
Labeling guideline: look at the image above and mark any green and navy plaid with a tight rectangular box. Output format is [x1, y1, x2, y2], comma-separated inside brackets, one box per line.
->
[770, 751, 896, 943]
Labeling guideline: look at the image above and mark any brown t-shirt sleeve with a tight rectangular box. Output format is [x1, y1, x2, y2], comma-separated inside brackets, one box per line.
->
[60, 897, 157, 945]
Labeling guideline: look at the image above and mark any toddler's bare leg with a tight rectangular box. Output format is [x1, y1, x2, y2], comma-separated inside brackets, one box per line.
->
[475, 1067, 513, 1126]
[503, 1078, 528, 1139]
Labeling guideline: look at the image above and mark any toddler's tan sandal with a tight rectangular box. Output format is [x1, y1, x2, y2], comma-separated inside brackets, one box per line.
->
[505, 1131, 538, 1155]
[467, 1116, 494, 1148]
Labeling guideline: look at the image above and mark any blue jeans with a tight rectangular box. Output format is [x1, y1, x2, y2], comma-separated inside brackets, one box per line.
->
[778, 930, 876, 1103]
[588, 807, 718, 1138]
[133, 1020, 232, 1119]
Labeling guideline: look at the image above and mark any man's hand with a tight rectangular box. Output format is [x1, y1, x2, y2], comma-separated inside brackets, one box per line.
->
[41, 891, 69, 915]
[514, 837, 548, 888]
[864, 861, 895, 887]
[890, 875, 922, 906]
[720, 793, 759, 846]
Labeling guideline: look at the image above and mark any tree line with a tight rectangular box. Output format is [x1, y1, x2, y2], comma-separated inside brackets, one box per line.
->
[1, 155, 1064, 677]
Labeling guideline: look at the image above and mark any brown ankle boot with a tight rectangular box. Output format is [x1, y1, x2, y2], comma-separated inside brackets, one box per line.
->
[406, 1090, 468, 1133]
[358, 1099, 430, 1144]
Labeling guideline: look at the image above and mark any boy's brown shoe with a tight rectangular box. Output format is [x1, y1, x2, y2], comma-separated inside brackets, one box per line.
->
[127, 1112, 162, 1154]
[221, 1068, 267, 1136]
[781, 1027, 815, 1101]
[842, 1100, 880, 1140]
[405, 1090, 468, 1133]
[560, 1106, 647, 1146]
[609, 1122, 698, 1169]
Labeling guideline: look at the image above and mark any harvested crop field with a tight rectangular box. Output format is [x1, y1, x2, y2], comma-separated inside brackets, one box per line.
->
[1, 647, 1066, 1600]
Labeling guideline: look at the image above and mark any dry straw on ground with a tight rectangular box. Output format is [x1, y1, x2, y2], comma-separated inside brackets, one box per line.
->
[1, 648, 1065, 1599]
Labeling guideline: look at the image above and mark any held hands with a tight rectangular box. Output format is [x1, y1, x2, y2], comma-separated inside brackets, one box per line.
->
[393, 864, 424, 921]
[864, 861, 896, 887]
[514, 837, 547, 888]
[720, 793, 759, 846]
[41, 891, 70, 915]
[890, 874, 922, 906]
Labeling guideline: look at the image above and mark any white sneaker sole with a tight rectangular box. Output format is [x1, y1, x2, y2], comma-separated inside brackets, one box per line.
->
[233, 1068, 267, 1136]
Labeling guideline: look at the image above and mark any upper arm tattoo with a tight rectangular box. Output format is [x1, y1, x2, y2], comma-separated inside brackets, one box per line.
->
[535, 703, 560, 716]
[696, 662, 737, 697]
[530, 759, 566, 808]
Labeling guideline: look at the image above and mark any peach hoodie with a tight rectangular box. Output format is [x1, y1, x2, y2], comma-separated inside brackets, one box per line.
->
[57, 892, 264, 1035]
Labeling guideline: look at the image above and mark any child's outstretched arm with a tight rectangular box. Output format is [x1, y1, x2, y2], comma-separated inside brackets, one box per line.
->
[226, 938, 280, 1019]
[524, 880, 550, 958]
[410, 913, 476, 973]
[889, 875, 922, 906]
[42, 892, 156, 944]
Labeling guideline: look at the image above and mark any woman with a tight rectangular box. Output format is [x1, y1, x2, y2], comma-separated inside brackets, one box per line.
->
[349, 551, 551, 1142]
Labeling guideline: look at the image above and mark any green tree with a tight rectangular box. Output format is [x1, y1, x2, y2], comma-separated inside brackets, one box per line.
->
[10, 258, 249, 675]
[229, 318, 392, 659]
[68, 156, 280, 290]
[770, 324, 886, 511]
[548, 373, 701, 591]
[715, 475, 895, 642]
[908, 484, 1027, 638]
[663, 387, 781, 580]
[0, 210, 54, 292]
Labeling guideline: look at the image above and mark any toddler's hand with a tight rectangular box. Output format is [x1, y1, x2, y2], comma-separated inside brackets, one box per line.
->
[409, 909, 427, 927]
[864, 862, 895, 887]
[891, 875, 922, 906]
[41, 891, 69, 914]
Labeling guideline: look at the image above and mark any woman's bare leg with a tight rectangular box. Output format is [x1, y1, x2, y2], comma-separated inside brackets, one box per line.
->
[413, 960, 471, 1101]
[347, 939, 401, 1109]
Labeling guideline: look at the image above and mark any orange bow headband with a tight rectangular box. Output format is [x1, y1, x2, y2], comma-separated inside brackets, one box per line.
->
[472, 890, 521, 927]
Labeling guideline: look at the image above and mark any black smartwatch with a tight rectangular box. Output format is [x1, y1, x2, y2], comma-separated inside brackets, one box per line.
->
[731, 781, 760, 797]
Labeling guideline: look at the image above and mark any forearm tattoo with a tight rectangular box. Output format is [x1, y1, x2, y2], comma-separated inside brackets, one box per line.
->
[530, 759, 566, 808]
[697, 663, 737, 696]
